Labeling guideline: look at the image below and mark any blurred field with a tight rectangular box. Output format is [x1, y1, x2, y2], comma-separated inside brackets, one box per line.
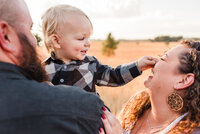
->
[37, 41, 177, 115]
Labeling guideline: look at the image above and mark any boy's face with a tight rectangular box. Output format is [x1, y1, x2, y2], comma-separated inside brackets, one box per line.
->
[56, 13, 92, 62]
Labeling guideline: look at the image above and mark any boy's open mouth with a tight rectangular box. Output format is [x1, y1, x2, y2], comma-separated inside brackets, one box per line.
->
[81, 50, 87, 54]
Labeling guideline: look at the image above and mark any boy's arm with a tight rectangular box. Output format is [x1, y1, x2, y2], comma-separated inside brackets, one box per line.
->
[95, 59, 141, 87]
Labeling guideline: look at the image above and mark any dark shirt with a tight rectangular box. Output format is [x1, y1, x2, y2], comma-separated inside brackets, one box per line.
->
[44, 53, 141, 92]
[0, 62, 104, 134]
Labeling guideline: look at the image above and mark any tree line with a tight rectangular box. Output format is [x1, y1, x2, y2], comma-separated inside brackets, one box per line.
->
[34, 33, 200, 57]
[150, 35, 183, 42]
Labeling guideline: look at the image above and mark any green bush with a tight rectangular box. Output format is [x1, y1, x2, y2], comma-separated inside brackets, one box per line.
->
[102, 33, 119, 56]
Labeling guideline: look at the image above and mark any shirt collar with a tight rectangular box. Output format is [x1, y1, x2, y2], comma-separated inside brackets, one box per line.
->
[46, 52, 96, 65]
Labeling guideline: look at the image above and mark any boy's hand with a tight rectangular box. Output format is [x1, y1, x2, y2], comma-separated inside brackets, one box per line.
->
[136, 56, 159, 72]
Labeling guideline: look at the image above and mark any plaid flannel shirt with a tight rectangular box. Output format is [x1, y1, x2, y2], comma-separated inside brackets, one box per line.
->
[44, 53, 141, 92]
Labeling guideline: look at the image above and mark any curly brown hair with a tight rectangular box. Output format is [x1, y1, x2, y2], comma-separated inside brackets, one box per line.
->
[119, 41, 200, 133]
[119, 91, 150, 131]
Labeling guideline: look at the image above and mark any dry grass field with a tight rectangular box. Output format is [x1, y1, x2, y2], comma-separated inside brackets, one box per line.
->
[37, 41, 177, 115]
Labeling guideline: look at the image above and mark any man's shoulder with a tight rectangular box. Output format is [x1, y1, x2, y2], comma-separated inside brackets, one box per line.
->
[29, 81, 104, 109]
[0, 80, 104, 119]
[0, 81, 104, 133]
[51, 84, 104, 107]
[34, 83, 104, 118]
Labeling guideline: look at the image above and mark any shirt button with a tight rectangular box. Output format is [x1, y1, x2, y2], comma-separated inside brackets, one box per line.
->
[60, 79, 64, 83]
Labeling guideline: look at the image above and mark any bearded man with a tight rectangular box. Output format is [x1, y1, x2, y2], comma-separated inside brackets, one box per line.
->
[0, 0, 104, 133]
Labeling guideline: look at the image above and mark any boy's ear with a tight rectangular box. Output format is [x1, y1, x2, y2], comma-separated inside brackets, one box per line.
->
[174, 73, 194, 90]
[50, 34, 61, 49]
[0, 21, 16, 52]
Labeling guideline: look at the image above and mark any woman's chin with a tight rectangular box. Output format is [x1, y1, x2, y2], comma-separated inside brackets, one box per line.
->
[144, 75, 153, 88]
[144, 80, 149, 88]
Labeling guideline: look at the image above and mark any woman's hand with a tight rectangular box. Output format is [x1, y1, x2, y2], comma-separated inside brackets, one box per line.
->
[99, 107, 124, 134]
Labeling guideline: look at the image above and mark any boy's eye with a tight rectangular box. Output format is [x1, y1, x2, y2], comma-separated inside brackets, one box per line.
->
[78, 37, 85, 40]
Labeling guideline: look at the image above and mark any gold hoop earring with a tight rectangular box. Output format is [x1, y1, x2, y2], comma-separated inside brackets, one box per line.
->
[167, 92, 183, 112]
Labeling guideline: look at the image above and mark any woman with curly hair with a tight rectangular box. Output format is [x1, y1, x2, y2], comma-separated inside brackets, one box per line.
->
[99, 40, 200, 134]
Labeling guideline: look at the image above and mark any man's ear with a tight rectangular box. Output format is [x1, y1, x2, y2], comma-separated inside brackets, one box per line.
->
[50, 34, 61, 49]
[0, 21, 16, 52]
[174, 73, 195, 90]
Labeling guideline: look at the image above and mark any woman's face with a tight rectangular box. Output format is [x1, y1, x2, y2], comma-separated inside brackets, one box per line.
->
[144, 45, 188, 93]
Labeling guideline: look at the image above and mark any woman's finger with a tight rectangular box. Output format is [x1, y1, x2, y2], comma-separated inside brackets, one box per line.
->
[101, 114, 112, 134]
[102, 106, 116, 123]
[102, 106, 124, 134]
[99, 128, 105, 134]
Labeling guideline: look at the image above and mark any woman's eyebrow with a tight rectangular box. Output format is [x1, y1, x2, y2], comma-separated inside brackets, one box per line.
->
[158, 50, 169, 58]
[162, 52, 168, 57]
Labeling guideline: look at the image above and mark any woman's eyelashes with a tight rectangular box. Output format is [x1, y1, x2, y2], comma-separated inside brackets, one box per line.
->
[160, 54, 168, 61]
[160, 57, 165, 61]
[158, 54, 164, 61]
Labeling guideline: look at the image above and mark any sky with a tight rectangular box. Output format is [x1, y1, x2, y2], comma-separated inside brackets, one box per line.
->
[25, 0, 200, 40]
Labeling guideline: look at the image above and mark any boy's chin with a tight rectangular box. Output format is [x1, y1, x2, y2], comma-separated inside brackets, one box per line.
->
[77, 56, 86, 60]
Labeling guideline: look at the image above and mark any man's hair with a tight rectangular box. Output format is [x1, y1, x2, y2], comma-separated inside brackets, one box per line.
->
[41, 4, 93, 52]
[0, 0, 20, 28]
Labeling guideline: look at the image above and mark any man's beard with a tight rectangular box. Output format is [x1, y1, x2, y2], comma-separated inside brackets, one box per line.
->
[17, 32, 48, 82]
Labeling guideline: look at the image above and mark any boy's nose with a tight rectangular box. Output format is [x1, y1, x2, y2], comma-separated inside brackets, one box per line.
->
[85, 39, 91, 47]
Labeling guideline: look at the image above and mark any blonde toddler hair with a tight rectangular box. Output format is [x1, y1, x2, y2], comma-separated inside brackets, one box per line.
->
[41, 4, 92, 52]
